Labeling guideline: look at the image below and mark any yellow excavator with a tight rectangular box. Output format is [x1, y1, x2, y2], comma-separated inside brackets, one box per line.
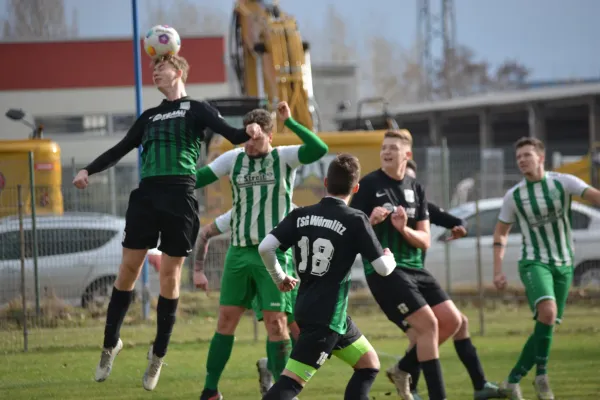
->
[200, 0, 402, 224]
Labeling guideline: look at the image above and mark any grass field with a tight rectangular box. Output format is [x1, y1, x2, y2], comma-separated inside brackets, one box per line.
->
[1, 300, 600, 400]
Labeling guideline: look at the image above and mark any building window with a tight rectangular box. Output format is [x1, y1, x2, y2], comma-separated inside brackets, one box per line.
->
[35, 114, 109, 135]
[112, 114, 136, 133]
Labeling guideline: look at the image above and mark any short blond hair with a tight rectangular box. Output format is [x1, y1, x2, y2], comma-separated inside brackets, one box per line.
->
[152, 54, 190, 82]
[384, 129, 413, 146]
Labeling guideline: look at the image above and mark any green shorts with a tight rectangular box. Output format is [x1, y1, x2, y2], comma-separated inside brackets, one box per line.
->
[220, 245, 294, 314]
[519, 261, 574, 324]
[253, 283, 298, 324]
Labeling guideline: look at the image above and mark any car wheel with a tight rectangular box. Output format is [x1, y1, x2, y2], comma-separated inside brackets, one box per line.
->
[82, 276, 116, 309]
[574, 261, 600, 288]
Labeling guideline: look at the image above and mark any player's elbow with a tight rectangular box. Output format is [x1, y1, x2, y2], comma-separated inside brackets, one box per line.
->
[257, 239, 272, 257]
[258, 234, 280, 256]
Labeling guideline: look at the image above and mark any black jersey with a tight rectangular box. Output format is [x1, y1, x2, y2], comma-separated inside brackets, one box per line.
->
[270, 197, 385, 334]
[84, 97, 249, 185]
[350, 169, 429, 273]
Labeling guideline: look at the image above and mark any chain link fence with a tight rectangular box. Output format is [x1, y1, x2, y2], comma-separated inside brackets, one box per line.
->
[1, 146, 599, 352]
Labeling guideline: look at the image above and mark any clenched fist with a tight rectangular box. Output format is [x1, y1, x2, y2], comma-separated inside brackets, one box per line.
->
[246, 122, 262, 139]
[277, 101, 291, 121]
[73, 170, 89, 189]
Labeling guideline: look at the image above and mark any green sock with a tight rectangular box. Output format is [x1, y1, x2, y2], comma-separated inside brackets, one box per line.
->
[534, 321, 553, 376]
[265, 338, 274, 374]
[204, 332, 234, 391]
[508, 334, 536, 384]
[267, 339, 292, 380]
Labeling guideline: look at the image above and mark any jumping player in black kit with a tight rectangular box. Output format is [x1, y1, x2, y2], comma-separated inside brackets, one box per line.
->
[73, 54, 261, 391]
[258, 153, 397, 400]
[350, 130, 461, 400]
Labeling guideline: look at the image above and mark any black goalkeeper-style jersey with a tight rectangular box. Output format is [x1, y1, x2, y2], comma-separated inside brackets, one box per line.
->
[84, 97, 249, 185]
[270, 197, 385, 334]
[350, 169, 429, 274]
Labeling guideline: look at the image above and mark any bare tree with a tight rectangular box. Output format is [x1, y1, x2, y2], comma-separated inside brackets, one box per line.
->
[367, 36, 422, 105]
[433, 45, 530, 99]
[492, 59, 530, 91]
[146, 0, 227, 35]
[2, 0, 78, 40]
[321, 5, 355, 63]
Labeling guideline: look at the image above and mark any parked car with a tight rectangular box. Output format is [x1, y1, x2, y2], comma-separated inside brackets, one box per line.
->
[0, 212, 161, 308]
[349, 198, 600, 289]
[425, 198, 600, 288]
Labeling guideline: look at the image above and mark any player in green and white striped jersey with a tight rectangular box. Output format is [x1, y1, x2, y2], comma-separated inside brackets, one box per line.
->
[192, 205, 301, 396]
[493, 137, 600, 400]
[194, 102, 328, 400]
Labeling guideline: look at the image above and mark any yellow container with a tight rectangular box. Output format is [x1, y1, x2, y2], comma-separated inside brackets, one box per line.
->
[0, 139, 64, 218]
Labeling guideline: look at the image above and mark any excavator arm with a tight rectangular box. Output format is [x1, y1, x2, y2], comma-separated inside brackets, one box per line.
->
[229, 0, 315, 132]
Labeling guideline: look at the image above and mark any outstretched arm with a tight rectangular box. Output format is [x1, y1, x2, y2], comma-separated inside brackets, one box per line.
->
[195, 102, 251, 145]
[83, 117, 145, 175]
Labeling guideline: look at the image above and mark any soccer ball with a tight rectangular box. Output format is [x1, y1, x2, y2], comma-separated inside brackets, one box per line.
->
[144, 25, 181, 59]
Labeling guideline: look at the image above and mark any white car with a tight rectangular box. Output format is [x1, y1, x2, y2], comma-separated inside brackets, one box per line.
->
[0, 212, 161, 308]
[424, 198, 600, 288]
[349, 198, 600, 289]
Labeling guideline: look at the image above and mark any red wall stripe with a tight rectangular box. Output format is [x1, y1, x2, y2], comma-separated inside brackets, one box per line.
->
[0, 37, 225, 90]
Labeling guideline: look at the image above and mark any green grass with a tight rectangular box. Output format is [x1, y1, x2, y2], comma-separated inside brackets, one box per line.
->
[1, 304, 600, 399]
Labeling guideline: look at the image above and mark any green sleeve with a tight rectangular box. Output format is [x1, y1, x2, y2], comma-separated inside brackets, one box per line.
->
[284, 117, 328, 164]
[195, 166, 219, 189]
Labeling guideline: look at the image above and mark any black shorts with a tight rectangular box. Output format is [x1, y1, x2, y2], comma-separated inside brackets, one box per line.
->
[290, 316, 369, 380]
[367, 267, 449, 332]
[122, 182, 200, 257]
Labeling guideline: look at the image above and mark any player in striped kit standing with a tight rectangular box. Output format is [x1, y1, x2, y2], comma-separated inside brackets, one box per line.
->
[194, 101, 328, 400]
[192, 206, 301, 395]
[493, 137, 600, 400]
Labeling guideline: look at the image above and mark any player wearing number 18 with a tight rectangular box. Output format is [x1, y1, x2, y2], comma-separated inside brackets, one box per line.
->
[258, 154, 397, 400]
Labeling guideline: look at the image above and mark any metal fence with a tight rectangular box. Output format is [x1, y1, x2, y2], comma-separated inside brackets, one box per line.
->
[1, 145, 598, 353]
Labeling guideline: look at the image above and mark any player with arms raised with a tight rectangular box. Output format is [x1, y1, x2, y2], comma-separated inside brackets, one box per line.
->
[194, 101, 328, 400]
[493, 137, 600, 400]
[73, 54, 260, 391]
[259, 153, 397, 400]
[193, 207, 300, 394]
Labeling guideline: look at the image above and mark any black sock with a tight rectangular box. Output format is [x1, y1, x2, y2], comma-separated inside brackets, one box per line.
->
[262, 375, 303, 400]
[421, 359, 446, 400]
[409, 356, 421, 392]
[398, 346, 418, 373]
[103, 287, 133, 349]
[399, 347, 421, 392]
[454, 338, 486, 391]
[344, 368, 379, 400]
[153, 295, 179, 358]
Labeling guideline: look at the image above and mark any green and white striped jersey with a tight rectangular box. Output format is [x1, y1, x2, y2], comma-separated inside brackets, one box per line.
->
[207, 146, 303, 247]
[214, 203, 299, 234]
[498, 172, 590, 266]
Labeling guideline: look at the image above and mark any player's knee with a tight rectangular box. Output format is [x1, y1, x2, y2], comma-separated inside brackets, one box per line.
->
[216, 306, 244, 334]
[536, 300, 557, 325]
[407, 307, 438, 336]
[353, 350, 380, 370]
[263, 312, 288, 339]
[455, 313, 469, 335]
[115, 248, 148, 290]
